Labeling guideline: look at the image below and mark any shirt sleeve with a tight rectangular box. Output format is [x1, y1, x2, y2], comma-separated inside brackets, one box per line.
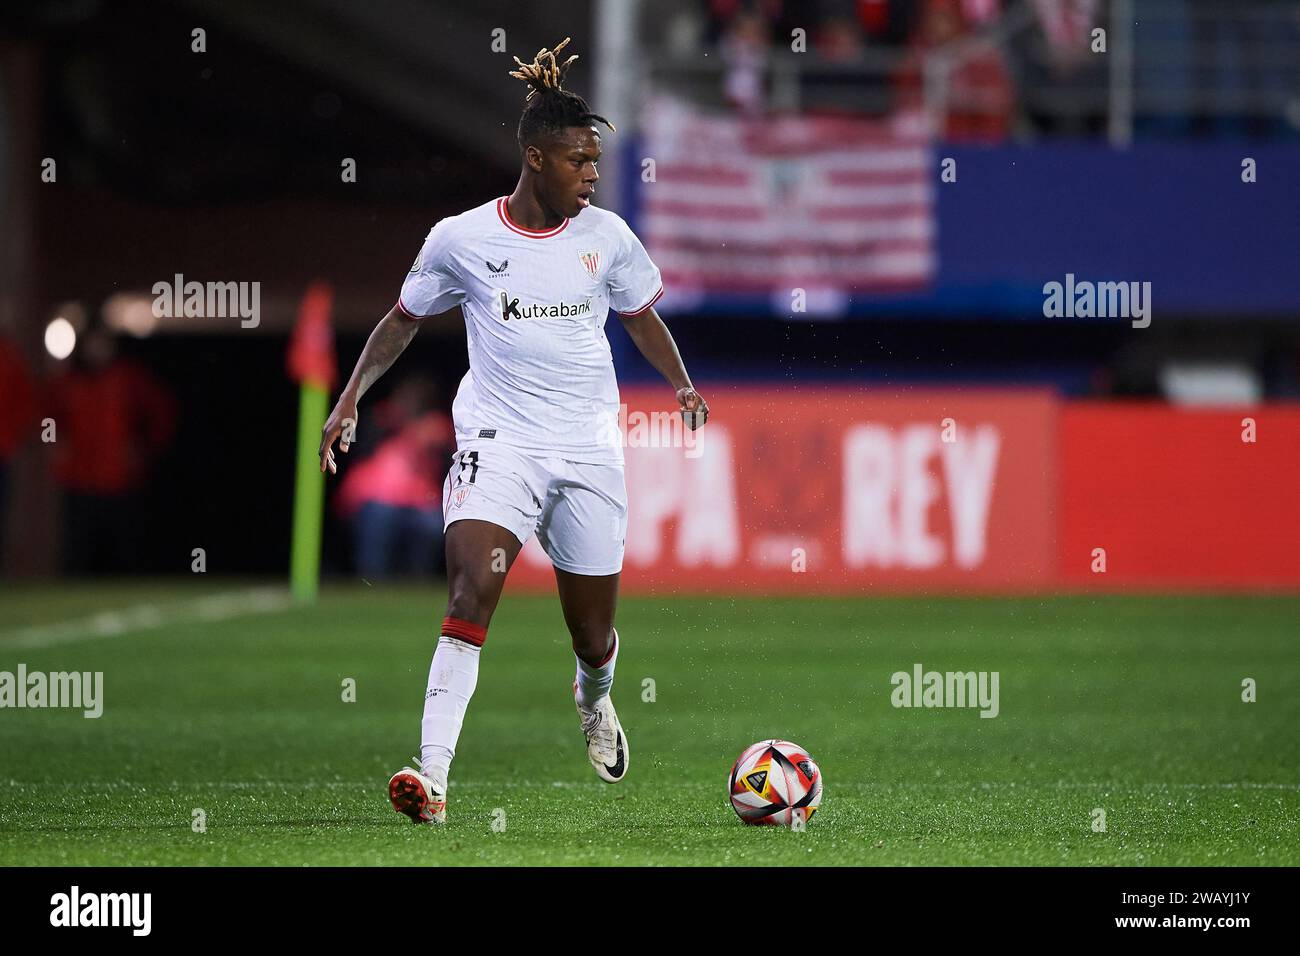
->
[606, 217, 664, 316]
[398, 218, 465, 319]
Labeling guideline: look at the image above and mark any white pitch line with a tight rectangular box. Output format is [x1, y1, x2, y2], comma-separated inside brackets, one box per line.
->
[0, 780, 606, 791]
[0, 587, 296, 650]
[2, 780, 1298, 792]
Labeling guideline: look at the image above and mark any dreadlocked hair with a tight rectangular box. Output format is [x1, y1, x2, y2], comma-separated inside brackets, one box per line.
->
[509, 37, 615, 151]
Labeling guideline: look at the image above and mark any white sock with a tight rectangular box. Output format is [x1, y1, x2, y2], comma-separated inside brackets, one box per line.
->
[420, 636, 481, 785]
[575, 628, 618, 711]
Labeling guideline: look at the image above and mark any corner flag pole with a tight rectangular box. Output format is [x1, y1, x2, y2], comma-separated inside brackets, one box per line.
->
[287, 282, 337, 603]
[290, 383, 328, 602]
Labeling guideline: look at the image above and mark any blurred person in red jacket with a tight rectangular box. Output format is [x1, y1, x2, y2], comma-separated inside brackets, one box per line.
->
[894, 0, 1013, 140]
[48, 324, 177, 574]
[0, 332, 37, 548]
[335, 377, 454, 579]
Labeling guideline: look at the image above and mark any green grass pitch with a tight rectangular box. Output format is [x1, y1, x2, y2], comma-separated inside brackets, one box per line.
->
[1, 582, 1297, 866]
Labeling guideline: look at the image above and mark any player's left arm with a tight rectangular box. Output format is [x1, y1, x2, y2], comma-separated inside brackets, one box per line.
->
[618, 306, 708, 429]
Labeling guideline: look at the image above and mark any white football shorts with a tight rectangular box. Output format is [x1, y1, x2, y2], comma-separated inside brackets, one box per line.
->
[441, 440, 627, 576]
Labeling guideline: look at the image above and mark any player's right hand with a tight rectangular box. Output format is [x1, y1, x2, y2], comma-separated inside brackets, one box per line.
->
[319, 393, 359, 475]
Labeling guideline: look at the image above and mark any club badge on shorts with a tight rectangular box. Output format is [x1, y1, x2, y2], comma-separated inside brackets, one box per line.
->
[579, 250, 601, 277]
[451, 485, 473, 509]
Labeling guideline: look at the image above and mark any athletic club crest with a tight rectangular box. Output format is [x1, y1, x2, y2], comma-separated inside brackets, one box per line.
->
[579, 250, 601, 277]
[452, 485, 472, 509]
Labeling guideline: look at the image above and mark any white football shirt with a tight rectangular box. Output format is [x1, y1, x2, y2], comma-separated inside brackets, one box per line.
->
[398, 196, 663, 464]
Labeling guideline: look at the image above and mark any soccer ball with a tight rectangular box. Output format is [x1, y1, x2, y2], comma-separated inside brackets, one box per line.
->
[728, 739, 822, 826]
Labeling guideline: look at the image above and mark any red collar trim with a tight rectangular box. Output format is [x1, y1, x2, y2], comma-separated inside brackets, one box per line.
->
[497, 197, 569, 238]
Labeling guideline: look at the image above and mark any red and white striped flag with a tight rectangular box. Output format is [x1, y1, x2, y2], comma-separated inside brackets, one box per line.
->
[638, 96, 936, 315]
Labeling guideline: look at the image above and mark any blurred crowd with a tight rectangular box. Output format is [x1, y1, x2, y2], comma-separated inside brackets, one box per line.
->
[690, 0, 1094, 137]
[680, 0, 1299, 140]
